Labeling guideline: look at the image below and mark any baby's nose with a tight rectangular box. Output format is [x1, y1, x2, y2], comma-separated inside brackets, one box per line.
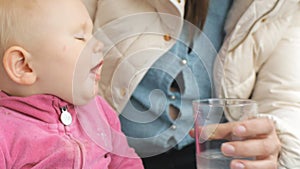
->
[93, 41, 104, 53]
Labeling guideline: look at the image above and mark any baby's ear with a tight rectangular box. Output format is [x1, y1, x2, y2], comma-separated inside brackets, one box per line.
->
[2, 46, 37, 85]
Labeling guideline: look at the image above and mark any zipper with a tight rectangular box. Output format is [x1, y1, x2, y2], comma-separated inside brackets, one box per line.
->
[60, 106, 84, 168]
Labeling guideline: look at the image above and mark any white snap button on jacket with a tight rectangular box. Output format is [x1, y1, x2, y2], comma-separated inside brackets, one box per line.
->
[60, 109, 72, 126]
[170, 95, 176, 100]
[171, 125, 177, 130]
[181, 59, 187, 65]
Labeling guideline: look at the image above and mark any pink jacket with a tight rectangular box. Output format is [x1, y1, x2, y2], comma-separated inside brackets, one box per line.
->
[0, 91, 143, 169]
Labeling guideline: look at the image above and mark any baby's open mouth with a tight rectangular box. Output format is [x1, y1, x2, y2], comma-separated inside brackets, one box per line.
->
[90, 60, 103, 80]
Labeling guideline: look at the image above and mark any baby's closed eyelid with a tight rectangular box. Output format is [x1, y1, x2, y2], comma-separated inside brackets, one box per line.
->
[74, 32, 86, 40]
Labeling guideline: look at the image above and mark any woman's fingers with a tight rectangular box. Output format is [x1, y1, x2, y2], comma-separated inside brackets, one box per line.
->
[190, 123, 234, 140]
[230, 156, 278, 169]
[190, 117, 276, 141]
[190, 117, 281, 169]
[221, 133, 280, 158]
[231, 118, 275, 138]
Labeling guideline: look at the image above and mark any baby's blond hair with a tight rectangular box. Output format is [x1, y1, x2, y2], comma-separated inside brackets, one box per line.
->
[0, 0, 37, 57]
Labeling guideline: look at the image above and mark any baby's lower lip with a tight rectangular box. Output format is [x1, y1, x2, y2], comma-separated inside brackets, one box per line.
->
[91, 60, 103, 81]
[91, 60, 103, 73]
[94, 73, 101, 81]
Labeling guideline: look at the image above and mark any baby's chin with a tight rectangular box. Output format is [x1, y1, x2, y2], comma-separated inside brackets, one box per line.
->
[71, 91, 96, 106]
[71, 78, 100, 105]
[93, 83, 99, 96]
[93, 75, 101, 95]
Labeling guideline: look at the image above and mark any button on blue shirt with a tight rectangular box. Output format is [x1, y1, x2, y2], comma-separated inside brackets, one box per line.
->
[120, 0, 233, 156]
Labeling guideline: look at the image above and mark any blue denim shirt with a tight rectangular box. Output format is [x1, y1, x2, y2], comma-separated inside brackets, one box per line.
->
[120, 0, 233, 156]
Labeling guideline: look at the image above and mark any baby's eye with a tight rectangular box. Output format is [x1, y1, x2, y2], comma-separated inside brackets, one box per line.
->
[74, 33, 86, 41]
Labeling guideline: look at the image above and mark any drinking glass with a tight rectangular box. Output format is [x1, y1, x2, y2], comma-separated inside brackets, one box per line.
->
[193, 98, 257, 169]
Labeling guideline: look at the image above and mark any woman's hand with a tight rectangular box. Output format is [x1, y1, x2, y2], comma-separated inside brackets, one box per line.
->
[190, 118, 281, 169]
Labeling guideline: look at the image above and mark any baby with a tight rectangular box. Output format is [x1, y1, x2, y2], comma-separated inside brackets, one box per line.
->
[0, 0, 143, 168]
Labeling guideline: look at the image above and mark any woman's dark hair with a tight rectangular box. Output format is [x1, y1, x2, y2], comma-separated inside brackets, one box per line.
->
[184, 0, 210, 30]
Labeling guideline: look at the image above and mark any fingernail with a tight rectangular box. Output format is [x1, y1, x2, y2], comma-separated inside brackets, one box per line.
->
[222, 143, 235, 156]
[232, 162, 245, 169]
[234, 125, 246, 135]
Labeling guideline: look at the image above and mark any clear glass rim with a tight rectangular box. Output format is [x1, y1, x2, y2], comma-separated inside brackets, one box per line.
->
[192, 98, 257, 107]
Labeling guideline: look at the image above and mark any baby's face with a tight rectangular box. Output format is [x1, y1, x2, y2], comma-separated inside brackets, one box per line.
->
[29, 0, 104, 105]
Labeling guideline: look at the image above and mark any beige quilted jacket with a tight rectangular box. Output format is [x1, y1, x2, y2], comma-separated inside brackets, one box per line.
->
[83, 0, 300, 168]
[214, 0, 300, 168]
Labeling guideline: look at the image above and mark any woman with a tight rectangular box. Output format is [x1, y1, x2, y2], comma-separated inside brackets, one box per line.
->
[83, 0, 300, 168]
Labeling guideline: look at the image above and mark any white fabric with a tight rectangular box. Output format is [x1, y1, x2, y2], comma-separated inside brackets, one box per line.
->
[214, 0, 300, 168]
